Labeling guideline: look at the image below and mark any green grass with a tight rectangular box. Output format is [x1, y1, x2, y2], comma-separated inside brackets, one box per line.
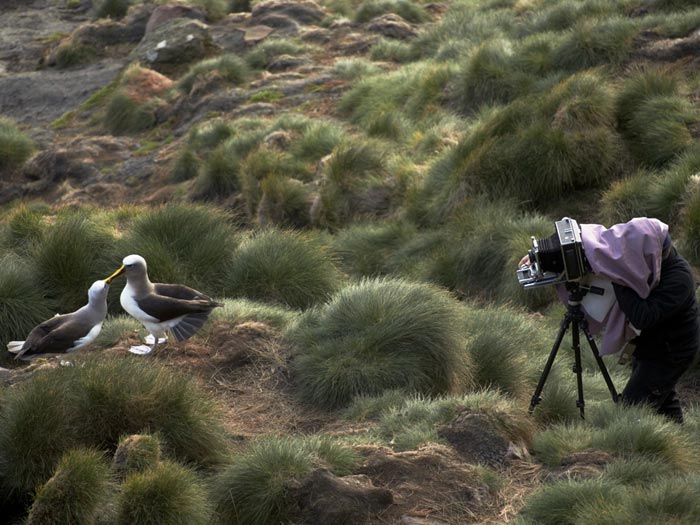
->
[462, 304, 538, 397]
[170, 147, 201, 182]
[103, 92, 156, 135]
[287, 278, 466, 408]
[257, 175, 313, 228]
[116, 203, 237, 295]
[518, 478, 626, 525]
[374, 390, 535, 451]
[178, 55, 250, 93]
[32, 211, 114, 312]
[0, 356, 229, 493]
[312, 138, 394, 228]
[224, 228, 342, 309]
[354, 0, 430, 23]
[330, 221, 418, 277]
[115, 461, 212, 525]
[111, 434, 162, 478]
[245, 39, 307, 70]
[450, 39, 536, 114]
[0, 117, 33, 174]
[0, 254, 54, 348]
[210, 298, 299, 329]
[52, 42, 98, 68]
[625, 95, 695, 166]
[93, 0, 131, 19]
[551, 17, 639, 71]
[211, 436, 358, 525]
[27, 448, 110, 525]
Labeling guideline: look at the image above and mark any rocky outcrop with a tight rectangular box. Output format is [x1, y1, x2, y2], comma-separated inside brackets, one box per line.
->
[129, 18, 217, 72]
[145, 3, 207, 34]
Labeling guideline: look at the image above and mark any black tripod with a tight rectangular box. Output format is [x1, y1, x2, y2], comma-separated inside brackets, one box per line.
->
[529, 281, 620, 418]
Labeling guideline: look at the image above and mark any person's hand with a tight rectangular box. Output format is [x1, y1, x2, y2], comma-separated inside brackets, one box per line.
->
[518, 254, 531, 268]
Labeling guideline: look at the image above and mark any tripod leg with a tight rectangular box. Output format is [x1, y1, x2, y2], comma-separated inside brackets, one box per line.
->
[581, 321, 619, 403]
[529, 314, 572, 414]
[571, 317, 585, 419]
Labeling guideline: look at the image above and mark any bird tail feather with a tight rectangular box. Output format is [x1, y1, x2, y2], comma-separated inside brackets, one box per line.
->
[170, 312, 211, 343]
[7, 341, 25, 354]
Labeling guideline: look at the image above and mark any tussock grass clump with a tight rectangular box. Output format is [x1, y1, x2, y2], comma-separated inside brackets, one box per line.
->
[375, 390, 535, 451]
[615, 68, 696, 166]
[170, 147, 201, 182]
[238, 147, 310, 220]
[52, 41, 98, 68]
[93, 315, 140, 349]
[225, 229, 341, 309]
[589, 404, 696, 469]
[93, 0, 131, 19]
[0, 356, 228, 493]
[602, 457, 677, 487]
[0, 116, 33, 175]
[212, 436, 358, 525]
[331, 221, 418, 277]
[423, 202, 555, 308]
[211, 298, 298, 329]
[679, 182, 700, 265]
[462, 304, 538, 397]
[33, 211, 114, 311]
[287, 278, 466, 408]
[196, 142, 243, 199]
[313, 139, 398, 228]
[370, 40, 418, 66]
[518, 478, 626, 525]
[290, 119, 345, 162]
[177, 54, 249, 93]
[339, 63, 456, 128]
[333, 58, 381, 80]
[0, 255, 55, 347]
[112, 434, 162, 478]
[551, 17, 639, 72]
[103, 92, 156, 135]
[625, 95, 695, 166]
[421, 73, 621, 218]
[245, 38, 307, 70]
[354, 0, 430, 24]
[450, 39, 535, 114]
[257, 175, 313, 228]
[530, 422, 594, 466]
[599, 171, 655, 224]
[115, 461, 212, 525]
[27, 448, 110, 525]
[117, 203, 236, 294]
[1, 204, 47, 252]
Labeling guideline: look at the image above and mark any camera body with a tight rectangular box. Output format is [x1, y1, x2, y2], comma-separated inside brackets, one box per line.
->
[517, 217, 587, 288]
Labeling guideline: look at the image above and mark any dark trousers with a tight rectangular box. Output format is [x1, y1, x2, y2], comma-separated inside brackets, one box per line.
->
[622, 352, 696, 424]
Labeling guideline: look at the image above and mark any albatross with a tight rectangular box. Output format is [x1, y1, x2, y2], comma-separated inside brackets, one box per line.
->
[105, 254, 223, 355]
[7, 280, 110, 361]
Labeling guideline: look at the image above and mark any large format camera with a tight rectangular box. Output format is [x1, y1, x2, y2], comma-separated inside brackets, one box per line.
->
[517, 217, 588, 288]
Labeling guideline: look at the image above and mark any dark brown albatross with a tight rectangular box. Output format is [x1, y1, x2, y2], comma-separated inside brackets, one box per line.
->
[105, 254, 223, 355]
[7, 280, 110, 360]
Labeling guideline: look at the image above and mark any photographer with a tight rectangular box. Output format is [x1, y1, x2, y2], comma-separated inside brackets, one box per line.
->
[612, 233, 699, 424]
[519, 219, 699, 423]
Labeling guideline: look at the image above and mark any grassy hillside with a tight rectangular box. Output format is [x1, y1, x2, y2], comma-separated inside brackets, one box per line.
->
[1, 0, 700, 523]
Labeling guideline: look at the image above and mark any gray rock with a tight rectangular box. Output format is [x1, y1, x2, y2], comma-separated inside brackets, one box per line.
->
[251, 0, 328, 25]
[129, 18, 217, 72]
[145, 3, 207, 34]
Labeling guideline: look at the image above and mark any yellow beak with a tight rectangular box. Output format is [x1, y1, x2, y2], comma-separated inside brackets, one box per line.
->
[105, 265, 125, 284]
